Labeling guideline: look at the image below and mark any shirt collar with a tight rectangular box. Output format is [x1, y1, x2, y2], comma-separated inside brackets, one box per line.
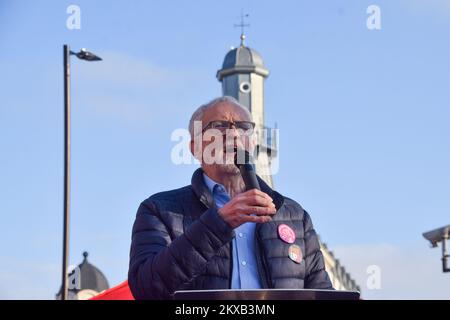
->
[203, 173, 228, 195]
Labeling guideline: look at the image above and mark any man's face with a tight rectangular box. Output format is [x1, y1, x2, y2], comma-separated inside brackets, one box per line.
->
[190, 102, 256, 175]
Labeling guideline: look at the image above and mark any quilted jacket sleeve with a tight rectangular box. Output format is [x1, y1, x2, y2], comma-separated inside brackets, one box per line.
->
[128, 200, 234, 299]
[303, 211, 334, 289]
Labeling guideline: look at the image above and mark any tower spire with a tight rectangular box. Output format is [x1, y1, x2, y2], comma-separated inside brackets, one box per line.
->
[234, 10, 249, 46]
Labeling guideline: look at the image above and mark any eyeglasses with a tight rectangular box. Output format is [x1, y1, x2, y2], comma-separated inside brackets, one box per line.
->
[202, 120, 255, 135]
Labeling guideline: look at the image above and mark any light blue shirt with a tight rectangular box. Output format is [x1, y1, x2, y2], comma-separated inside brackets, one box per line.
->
[203, 173, 262, 289]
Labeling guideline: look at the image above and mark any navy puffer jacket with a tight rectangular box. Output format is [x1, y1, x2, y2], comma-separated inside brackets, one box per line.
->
[128, 168, 332, 299]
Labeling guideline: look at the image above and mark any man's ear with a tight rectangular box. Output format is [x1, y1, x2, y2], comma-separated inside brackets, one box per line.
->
[189, 139, 195, 157]
[190, 138, 202, 161]
[249, 132, 257, 154]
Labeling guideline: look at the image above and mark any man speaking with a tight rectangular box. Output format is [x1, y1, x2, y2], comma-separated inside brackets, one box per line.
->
[128, 96, 333, 299]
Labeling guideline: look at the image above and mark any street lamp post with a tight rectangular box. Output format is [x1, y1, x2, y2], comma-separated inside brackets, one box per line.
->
[61, 44, 102, 300]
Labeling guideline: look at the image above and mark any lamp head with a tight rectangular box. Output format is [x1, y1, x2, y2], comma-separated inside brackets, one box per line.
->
[71, 48, 102, 61]
[423, 225, 450, 248]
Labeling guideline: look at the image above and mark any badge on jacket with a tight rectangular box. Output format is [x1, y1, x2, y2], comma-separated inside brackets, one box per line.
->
[277, 223, 296, 244]
[288, 244, 303, 264]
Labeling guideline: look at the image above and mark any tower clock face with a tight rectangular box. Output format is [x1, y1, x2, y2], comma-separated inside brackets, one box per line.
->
[239, 81, 251, 93]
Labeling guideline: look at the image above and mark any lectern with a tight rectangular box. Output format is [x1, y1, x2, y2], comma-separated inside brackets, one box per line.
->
[174, 289, 360, 300]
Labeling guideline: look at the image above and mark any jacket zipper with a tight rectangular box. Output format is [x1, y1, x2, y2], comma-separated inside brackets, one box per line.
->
[255, 223, 270, 288]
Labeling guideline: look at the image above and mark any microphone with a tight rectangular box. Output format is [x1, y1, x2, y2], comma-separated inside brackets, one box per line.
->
[234, 148, 260, 191]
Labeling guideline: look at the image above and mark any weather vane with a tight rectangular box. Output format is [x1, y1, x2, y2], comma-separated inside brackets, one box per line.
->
[234, 10, 250, 46]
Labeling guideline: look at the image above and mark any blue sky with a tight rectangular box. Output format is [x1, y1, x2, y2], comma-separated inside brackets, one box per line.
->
[0, 0, 449, 299]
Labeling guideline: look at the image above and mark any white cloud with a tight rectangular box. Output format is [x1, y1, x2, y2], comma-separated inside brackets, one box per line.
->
[0, 258, 59, 300]
[75, 52, 174, 89]
[72, 51, 213, 127]
[333, 242, 450, 299]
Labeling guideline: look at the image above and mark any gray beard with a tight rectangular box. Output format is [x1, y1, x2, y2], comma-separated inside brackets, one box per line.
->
[218, 163, 240, 174]
[204, 163, 239, 175]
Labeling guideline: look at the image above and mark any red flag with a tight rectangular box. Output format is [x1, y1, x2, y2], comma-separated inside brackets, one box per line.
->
[90, 280, 134, 300]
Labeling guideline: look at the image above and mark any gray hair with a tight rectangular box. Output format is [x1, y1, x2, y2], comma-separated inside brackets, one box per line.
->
[188, 96, 252, 138]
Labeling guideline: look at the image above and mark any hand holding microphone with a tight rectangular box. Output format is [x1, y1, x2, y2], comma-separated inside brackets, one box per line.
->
[217, 148, 276, 229]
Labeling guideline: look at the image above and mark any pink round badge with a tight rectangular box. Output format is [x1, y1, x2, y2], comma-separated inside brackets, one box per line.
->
[278, 224, 296, 244]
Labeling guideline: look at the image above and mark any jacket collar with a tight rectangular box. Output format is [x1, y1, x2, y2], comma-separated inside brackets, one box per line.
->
[191, 167, 284, 210]
[191, 168, 216, 208]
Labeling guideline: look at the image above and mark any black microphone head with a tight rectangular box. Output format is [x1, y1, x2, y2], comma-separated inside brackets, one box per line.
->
[234, 148, 255, 168]
[234, 148, 260, 191]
